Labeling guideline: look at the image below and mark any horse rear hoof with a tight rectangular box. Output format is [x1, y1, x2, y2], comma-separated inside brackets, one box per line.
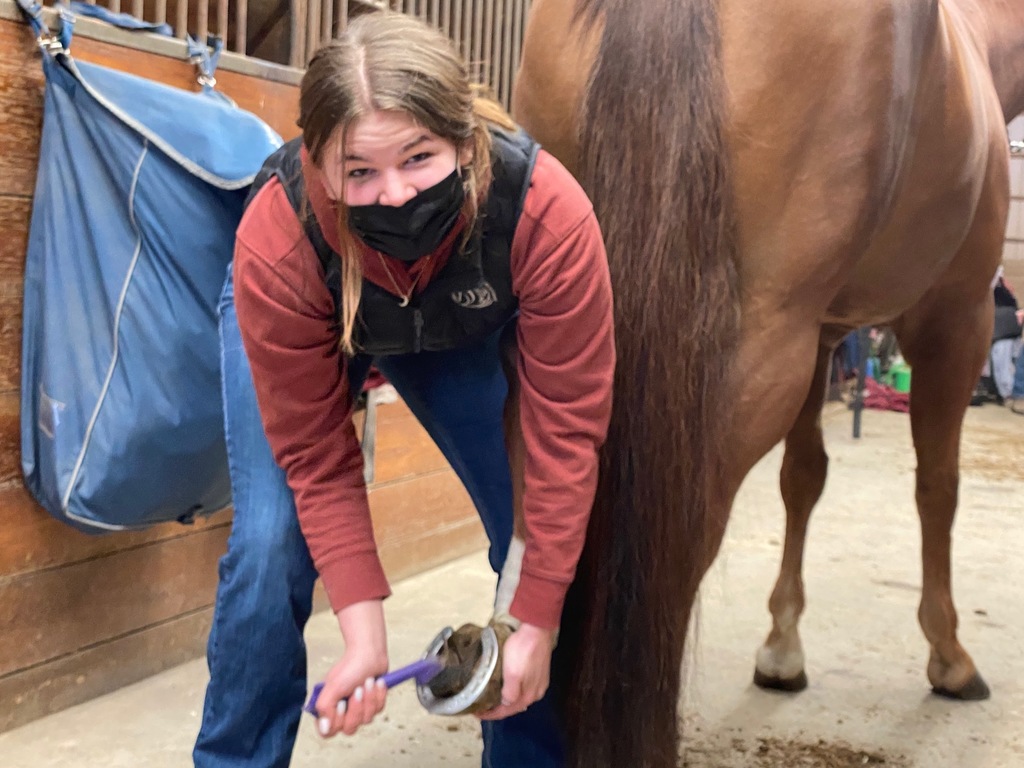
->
[932, 672, 990, 701]
[753, 668, 808, 693]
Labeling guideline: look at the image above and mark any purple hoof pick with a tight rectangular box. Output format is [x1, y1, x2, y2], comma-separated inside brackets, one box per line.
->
[303, 657, 444, 715]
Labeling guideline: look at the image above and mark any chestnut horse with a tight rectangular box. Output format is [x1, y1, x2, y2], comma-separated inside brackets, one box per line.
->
[513, 1, 1024, 766]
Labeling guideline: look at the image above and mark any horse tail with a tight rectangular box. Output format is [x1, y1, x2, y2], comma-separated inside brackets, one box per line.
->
[558, 1, 739, 765]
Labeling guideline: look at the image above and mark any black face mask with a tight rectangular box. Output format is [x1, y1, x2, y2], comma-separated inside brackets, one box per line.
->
[347, 170, 465, 262]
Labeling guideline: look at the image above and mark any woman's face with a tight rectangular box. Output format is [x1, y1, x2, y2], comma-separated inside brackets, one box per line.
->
[320, 110, 472, 207]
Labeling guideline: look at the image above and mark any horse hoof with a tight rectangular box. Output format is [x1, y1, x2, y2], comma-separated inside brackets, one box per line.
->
[753, 668, 808, 693]
[932, 672, 990, 701]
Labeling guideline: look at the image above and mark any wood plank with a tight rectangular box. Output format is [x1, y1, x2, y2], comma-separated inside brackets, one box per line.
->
[368, 399, 452, 486]
[0, 466, 485, 594]
[0, 195, 27, 393]
[0, 195, 29, 286]
[0, 607, 214, 734]
[0, 394, 482, 579]
[0, 392, 471, 581]
[0, 393, 17, 485]
[0, 480, 232, 580]
[370, 470, 486, 584]
[0, 196, 29, 393]
[370, 470, 478, 542]
[0, 524, 230, 676]
[0, 21, 44, 199]
[380, 514, 488, 585]
[0, 286, 22, 394]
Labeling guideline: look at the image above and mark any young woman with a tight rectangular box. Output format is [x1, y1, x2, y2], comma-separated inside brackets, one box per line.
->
[193, 11, 614, 768]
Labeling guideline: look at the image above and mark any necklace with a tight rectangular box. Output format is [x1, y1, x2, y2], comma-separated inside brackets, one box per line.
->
[375, 252, 417, 307]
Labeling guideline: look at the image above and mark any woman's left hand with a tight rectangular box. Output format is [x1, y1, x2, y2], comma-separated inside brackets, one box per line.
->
[477, 622, 557, 720]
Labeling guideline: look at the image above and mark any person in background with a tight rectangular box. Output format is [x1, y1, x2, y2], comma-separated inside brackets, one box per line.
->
[972, 267, 1022, 406]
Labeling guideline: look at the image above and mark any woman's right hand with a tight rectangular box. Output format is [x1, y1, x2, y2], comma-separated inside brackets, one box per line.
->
[314, 599, 390, 738]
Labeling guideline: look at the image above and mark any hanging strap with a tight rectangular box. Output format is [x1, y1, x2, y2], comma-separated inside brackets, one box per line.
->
[187, 34, 224, 89]
[54, 1, 73, 50]
[14, 0, 71, 54]
[14, 0, 47, 38]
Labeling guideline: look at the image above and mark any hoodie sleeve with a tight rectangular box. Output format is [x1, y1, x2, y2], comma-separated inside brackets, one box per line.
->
[507, 150, 615, 629]
[233, 179, 392, 614]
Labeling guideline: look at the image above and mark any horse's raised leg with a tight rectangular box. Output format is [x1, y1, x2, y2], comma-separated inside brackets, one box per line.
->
[893, 291, 993, 701]
[753, 337, 836, 692]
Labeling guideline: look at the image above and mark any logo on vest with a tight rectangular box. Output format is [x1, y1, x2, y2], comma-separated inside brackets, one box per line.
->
[451, 282, 498, 309]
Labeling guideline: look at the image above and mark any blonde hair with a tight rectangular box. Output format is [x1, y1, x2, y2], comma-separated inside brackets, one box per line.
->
[298, 11, 516, 355]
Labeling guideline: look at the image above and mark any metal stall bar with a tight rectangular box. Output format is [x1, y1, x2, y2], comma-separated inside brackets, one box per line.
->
[511, 0, 523, 103]
[175, 0, 187, 38]
[440, 0, 451, 38]
[470, 0, 482, 82]
[481, 0, 492, 92]
[235, 0, 247, 51]
[305, 0, 320, 59]
[215, 0, 227, 41]
[500, 0, 511, 106]
[320, 0, 332, 42]
[290, 0, 306, 66]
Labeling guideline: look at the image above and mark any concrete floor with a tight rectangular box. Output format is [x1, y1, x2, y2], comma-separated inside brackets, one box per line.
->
[1, 403, 1022, 767]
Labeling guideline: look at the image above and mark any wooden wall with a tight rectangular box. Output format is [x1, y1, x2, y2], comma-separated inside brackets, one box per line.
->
[0, 14, 484, 734]
[1005, 116, 1024, 290]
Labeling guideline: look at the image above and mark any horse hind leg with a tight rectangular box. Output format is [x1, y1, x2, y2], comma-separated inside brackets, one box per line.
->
[893, 288, 993, 701]
[889, 120, 1010, 701]
[754, 336, 837, 692]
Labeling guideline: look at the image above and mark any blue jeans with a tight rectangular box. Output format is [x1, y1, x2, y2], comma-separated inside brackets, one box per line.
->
[193, 267, 564, 768]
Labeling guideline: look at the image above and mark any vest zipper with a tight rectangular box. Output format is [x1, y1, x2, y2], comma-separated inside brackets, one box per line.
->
[413, 308, 424, 353]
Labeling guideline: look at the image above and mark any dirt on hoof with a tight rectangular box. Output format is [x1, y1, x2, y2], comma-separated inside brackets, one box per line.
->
[682, 736, 910, 767]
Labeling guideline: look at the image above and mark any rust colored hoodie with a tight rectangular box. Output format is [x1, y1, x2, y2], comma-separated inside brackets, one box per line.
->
[232, 145, 614, 629]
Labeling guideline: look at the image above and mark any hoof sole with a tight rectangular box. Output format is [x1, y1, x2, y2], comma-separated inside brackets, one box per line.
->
[753, 668, 808, 693]
[932, 672, 991, 701]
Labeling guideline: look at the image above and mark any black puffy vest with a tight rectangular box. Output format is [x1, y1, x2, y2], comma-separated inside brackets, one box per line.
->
[246, 127, 539, 356]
